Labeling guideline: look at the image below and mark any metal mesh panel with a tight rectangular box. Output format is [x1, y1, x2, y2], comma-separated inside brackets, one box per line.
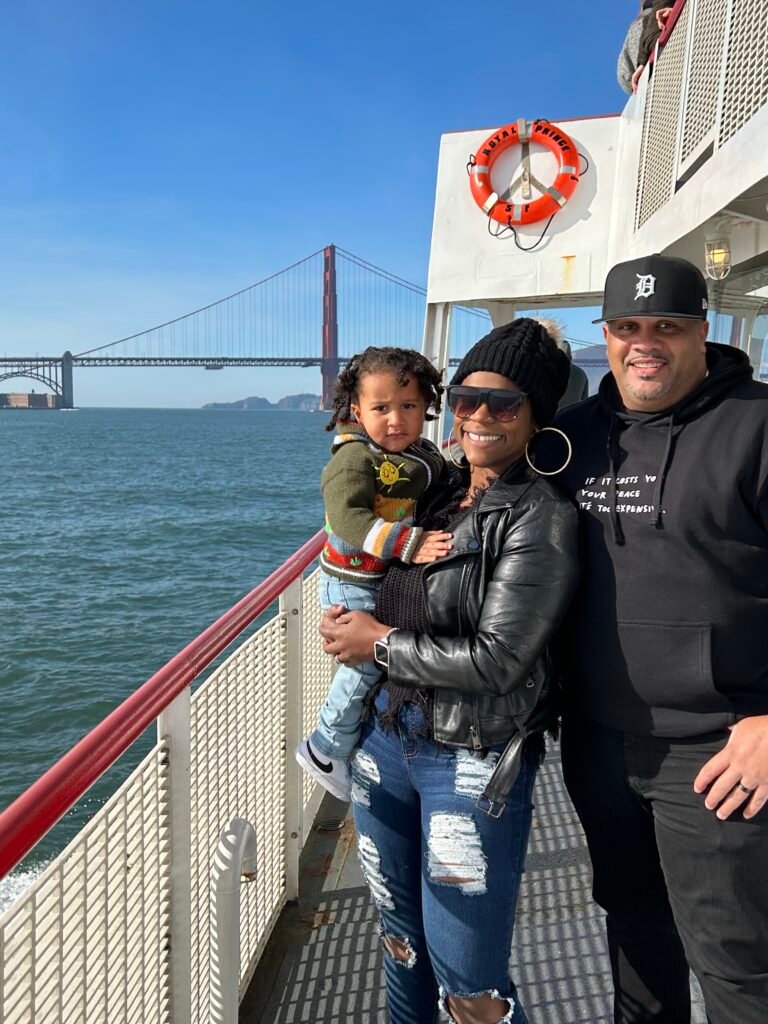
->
[301, 568, 335, 813]
[0, 559, 334, 1023]
[190, 615, 287, 1024]
[0, 747, 171, 1024]
[636, 1, 691, 229]
[681, 0, 728, 162]
[720, 0, 768, 146]
[1, 577, 330, 1024]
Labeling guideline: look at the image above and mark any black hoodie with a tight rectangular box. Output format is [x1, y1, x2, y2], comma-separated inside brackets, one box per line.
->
[553, 343, 768, 737]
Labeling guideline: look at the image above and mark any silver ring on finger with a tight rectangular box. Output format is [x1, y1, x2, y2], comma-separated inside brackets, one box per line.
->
[737, 782, 755, 795]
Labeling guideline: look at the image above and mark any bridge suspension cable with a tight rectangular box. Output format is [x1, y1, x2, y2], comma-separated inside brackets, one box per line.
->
[334, 246, 491, 364]
[70, 245, 495, 369]
[73, 248, 327, 360]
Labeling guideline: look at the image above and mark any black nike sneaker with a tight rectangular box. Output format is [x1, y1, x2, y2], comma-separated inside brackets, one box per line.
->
[295, 737, 351, 801]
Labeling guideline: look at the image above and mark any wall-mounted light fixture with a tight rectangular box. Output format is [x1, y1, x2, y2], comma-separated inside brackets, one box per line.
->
[704, 237, 732, 280]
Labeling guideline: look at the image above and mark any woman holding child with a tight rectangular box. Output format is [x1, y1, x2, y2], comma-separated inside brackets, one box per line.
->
[320, 318, 578, 1024]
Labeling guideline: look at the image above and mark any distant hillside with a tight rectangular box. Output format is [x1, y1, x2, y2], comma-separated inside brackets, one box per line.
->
[203, 393, 321, 411]
[275, 393, 322, 411]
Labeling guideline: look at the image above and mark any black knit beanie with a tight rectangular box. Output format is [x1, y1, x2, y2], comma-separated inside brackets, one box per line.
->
[450, 318, 571, 426]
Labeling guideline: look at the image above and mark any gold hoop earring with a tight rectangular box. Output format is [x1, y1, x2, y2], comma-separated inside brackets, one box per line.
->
[525, 427, 572, 476]
[447, 430, 468, 468]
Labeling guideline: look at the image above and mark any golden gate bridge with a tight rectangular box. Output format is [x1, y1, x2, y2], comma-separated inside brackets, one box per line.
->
[0, 245, 607, 408]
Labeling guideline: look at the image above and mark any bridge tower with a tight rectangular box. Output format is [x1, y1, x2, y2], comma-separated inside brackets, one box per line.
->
[61, 351, 74, 409]
[321, 245, 339, 409]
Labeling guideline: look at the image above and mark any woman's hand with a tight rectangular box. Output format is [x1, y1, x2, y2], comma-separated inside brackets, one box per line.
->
[319, 605, 390, 666]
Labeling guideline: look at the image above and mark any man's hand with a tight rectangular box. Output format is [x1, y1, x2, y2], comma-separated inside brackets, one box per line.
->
[631, 64, 645, 93]
[693, 716, 768, 819]
[411, 530, 453, 565]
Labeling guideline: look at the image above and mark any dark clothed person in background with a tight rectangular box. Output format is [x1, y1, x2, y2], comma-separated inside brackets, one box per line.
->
[632, 1, 674, 92]
[322, 319, 578, 1024]
[561, 339, 589, 407]
[538, 319, 589, 408]
[557, 343, 589, 407]
[617, 0, 655, 93]
[553, 254, 768, 1024]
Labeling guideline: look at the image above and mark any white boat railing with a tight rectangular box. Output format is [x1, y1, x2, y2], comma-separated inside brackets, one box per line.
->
[0, 532, 332, 1024]
[635, 0, 768, 231]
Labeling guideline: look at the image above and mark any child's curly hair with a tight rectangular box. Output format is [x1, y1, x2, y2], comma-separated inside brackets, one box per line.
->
[326, 346, 443, 431]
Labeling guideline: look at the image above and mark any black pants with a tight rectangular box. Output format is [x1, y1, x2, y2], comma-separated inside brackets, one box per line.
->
[560, 717, 768, 1024]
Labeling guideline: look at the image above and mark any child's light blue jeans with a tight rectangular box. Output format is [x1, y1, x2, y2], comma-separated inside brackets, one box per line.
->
[312, 569, 382, 760]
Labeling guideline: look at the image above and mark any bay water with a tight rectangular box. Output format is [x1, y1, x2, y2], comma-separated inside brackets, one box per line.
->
[1, 408, 331, 913]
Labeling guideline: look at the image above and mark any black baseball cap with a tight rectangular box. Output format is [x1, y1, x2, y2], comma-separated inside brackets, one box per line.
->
[593, 254, 709, 323]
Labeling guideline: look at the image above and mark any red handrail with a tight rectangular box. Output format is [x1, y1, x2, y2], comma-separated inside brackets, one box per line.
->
[0, 529, 326, 881]
[649, 0, 689, 68]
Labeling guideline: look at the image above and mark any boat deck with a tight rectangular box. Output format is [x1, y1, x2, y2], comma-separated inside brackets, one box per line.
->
[241, 752, 706, 1023]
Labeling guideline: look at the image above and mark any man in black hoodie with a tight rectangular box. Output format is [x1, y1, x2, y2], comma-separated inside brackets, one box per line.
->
[553, 254, 768, 1024]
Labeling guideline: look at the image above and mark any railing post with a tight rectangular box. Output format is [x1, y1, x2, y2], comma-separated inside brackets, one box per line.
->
[158, 688, 192, 1024]
[281, 578, 305, 901]
[422, 301, 452, 445]
[210, 818, 258, 1024]
[712, 0, 734, 153]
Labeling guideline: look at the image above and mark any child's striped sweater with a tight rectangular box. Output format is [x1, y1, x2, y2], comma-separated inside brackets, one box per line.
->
[320, 423, 445, 583]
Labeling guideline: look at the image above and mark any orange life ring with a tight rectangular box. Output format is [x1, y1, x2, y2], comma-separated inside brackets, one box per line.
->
[469, 119, 580, 226]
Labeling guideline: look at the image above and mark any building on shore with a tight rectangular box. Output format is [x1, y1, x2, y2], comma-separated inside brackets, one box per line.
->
[0, 392, 60, 409]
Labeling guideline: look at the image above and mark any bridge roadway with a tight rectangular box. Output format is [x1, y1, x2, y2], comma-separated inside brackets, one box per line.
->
[241, 750, 706, 1024]
[0, 353, 611, 410]
[0, 355, 338, 408]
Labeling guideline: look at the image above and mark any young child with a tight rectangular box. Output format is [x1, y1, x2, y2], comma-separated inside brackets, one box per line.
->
[295, 346, 451, 800]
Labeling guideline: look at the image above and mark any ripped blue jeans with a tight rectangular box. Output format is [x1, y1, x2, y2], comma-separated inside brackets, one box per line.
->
[351, 696, 536, 1024]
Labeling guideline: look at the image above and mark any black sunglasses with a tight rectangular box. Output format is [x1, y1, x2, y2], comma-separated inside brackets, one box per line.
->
[446, 385, 528, 422]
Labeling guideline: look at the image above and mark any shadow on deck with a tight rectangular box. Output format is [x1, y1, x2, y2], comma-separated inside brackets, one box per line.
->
[241, 752, 706, 1023]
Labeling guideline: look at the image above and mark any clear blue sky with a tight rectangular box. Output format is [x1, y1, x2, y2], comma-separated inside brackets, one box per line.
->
[0, 1, 637, 407]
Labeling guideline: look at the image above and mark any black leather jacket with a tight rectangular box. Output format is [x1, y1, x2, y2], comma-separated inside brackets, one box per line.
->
[386, 458, 579, 813]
